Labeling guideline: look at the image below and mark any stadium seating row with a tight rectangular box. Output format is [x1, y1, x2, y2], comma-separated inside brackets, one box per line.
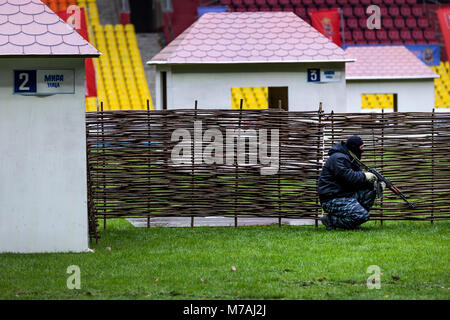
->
[222, 0, 419, 5]
[231, 87, 268, 109]
[361, 94, 394, 109]
[47, 0, 154, 111]
[432, 61, 450, 109]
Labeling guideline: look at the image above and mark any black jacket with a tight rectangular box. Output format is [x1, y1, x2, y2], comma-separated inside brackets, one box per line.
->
[317, 141, 373, 203]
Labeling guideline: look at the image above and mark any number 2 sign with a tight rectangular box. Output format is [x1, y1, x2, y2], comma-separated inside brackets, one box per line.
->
[14, 70, 37, 94]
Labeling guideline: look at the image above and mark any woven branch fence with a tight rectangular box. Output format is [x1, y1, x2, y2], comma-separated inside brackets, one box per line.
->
[86, 109, 450, 240]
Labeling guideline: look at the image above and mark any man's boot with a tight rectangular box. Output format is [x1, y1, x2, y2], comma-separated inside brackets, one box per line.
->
[320, 214, 335, 231]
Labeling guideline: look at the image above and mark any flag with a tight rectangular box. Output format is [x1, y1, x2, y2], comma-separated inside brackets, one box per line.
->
[56, 8, 97, 98]
[310, 9, 342, 47]
[437, 8, 450, 61]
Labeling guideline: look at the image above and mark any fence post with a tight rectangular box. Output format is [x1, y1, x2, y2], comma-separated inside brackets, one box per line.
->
[235, 99, 243, 228]
[315, 103, 323, 229]
[101, 101, 106, 230]
[380, 109, 384, 226]
[191, 101, 198, 228]
[278, 100, 282, 227]
[147, 99, 151, 228]
[431, 108, 435, 224]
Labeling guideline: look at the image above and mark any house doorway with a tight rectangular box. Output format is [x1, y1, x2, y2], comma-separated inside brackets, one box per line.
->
[268, 87, 288, 110]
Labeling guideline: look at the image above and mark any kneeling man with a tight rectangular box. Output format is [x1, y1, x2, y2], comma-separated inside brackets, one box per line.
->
[318, 136, 380, 230]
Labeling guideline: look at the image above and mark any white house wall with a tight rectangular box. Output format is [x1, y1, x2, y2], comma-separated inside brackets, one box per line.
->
[0, 58, 88, 253]
[155, 63, 347, 113]
[346, 79, 436, 113]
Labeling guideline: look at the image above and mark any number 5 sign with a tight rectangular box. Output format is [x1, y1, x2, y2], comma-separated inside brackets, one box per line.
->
[14, 70, 37, 94]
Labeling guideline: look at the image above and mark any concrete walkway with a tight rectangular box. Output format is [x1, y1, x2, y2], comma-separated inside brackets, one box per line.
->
[127, 216, 318, 228]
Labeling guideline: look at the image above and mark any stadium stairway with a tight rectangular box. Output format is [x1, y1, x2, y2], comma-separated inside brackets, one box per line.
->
[43, 0, 154, 111]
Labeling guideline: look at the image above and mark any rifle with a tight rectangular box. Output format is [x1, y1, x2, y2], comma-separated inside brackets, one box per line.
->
[348, 151, 416, 209]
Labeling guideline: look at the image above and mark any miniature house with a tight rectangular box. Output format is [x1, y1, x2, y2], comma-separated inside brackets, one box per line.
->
[0, 0, 100, 253]
[148, 12, 354, 112]
[345, 46, 439, 112]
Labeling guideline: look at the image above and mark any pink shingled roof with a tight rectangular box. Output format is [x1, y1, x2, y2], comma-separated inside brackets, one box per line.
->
[0, 0, 99, 56]
[149, 12, 353, 64]
[345, 46, 438, 80]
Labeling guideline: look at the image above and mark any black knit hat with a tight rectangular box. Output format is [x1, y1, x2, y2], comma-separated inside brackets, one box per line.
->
[346, 136, 364, 156]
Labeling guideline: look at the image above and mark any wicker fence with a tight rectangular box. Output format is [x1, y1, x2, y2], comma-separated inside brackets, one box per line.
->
[86, 109, 450, 240]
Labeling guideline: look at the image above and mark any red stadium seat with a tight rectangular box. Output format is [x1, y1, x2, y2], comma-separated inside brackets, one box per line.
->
[303, 0, 313, 6]
[255, 0, 266, 5]
[417, 17, 429, 29]
[360, 0, 371, 5]
[347, 17, 358, 29]
[343, 29, 352, 42]
[412, 29, 424, 43]
[272, 5, 282, 11]
[315, 0, 325, 5]
[358, 17, 366, 29]
[243, 0, 255, 5]
[379, 6, 388, 17]
[394, 17, 405, 29]
[400, 28, 412, 42]
[382, 17, 394, 29]
[405, 17, 417, 29]
[400, 6, 411, 17]
[389, 5, 400, 17]
[424, 28, 436, 42]
[352, 29, 364, 42]
[326, 0, 337, 6]
[371, 0, 383, 4]
[266, 0, 277, 5]
[279, 0, 290, 5]
[364, 29, 377, 42]
[260, 5, 271, 11]
[383, 0, 394, 5]
[284, 5, 293, 12]
[406, 0, 417, 5]
[248, 5, 258, 11]
[235, 6, 246, 11]
[348, 0, 359, 5]
[336, 0, 348, 5]
[232, 0, 243, 5]
[221, 0, 232, 5]
[395, 0, 406, 5]
[412, 5, 423, 17]
[354, 6, 365, 18]
[376, 30, 390, 44]
[291, 0, 302, 5]
[388, 29, 400, 42]
[342, 5, 353, 18]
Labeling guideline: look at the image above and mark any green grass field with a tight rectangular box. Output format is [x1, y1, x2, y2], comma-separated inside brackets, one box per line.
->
[0, 219, 449, 300]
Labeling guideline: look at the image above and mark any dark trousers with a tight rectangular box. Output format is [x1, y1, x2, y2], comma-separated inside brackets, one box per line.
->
[321, 188, 377, 229]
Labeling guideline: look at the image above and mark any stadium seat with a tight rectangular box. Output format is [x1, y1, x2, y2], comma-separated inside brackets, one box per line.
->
[303, 0, 314, 6]
[347, 17, 358, 29]
[376, 29, 389, 43]
[295, 7, 307, 19]
[406, 0, 417, 5]
[379, 6, 388, 17]
[348, 0, 358, 5]
[248, 5, 258, 11]
[383, 0, 394, 5]
[354, 6, 365, 18]
[352, 29, 364, 42]
[279, 0, 290, 5]
[272, 5, 282, 11]
[232, 0, 243, 5]
[243, 0, 255, 5]
[394, 17, 405, 29]
[336, 0, 348, 5]
[424, 28, 436, 42]
[326, 0, 337, 6]
[342, 5, 352, 17]
[388, 29, 400, 42]
[291, 0, 302, 5]
[412, 29, 424, 43]
[405, 17, 417, 29]
[400, 6, 411, 17]
[400, 28, 412, 42]
[255, 0, 266, 5]
[389, 5, 400, 17]
[418, 17, 429, 29]
[266, 0, 277, 5]
[395, 0, 406, 5]
[412, 5, 423, 18]
[221, 0, 232, 5]
[315, 0, 325, 5]
[364, 30, 377, 43]
[382, 17, 394, 29]
[358, 18, 366, 29]
[343, 30, 352, 43]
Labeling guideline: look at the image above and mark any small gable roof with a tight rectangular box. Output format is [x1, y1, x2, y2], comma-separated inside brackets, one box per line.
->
[148, 12, 354, 65]
[0, 0, 99, 57]
[345, 45, 438, 80]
